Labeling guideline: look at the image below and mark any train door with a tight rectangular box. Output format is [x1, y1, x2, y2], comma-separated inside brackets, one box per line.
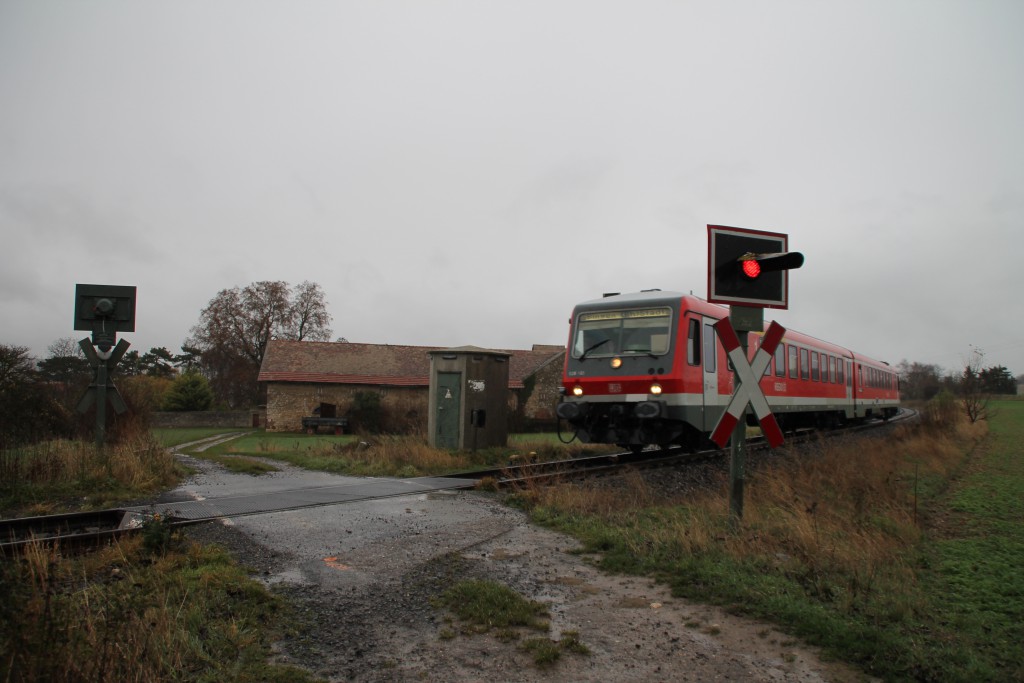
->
[846, 360, 855, 417]
[701, 317, 721, 431]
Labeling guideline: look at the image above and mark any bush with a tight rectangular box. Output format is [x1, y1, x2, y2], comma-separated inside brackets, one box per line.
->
[0, 381, 75, 448]
[162, 372, 214, 411]
[348, 391, 383, 434]
[922, 389, 960, 429]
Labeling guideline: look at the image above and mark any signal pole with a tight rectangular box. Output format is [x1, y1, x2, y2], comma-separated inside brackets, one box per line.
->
[73, 285, 136, 448]
[707, 226, 803, 523]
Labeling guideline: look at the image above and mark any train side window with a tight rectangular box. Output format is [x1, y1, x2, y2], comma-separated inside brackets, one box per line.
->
[789, 345, 798, 379]
[846, 361, 852, 387]
[703, 323, 717, 374]
[800, 348, 809, 380]
[687, 319, 700, 366]
[822, 354, 830, 383]
[775, 343, 785, 378]
[829, 356, 836, 383]
[836, 358, 843, 385]
[811, 352, 820, 381]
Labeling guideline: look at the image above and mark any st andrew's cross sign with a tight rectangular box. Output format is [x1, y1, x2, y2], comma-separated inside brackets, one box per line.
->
[709, 317, 786, 449]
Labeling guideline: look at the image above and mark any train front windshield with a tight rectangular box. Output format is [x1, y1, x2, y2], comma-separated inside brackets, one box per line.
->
[571, 307, 672, 358]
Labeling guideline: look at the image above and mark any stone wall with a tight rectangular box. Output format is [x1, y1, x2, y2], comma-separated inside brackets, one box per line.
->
[522, 352, 565, 422]
[150, 411, 260, 429]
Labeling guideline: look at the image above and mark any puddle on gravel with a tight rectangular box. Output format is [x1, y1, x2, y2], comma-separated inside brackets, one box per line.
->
[265, 569, 311, 586]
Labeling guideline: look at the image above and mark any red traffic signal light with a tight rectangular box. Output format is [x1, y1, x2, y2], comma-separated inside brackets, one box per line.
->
[738, 251, 804, 280]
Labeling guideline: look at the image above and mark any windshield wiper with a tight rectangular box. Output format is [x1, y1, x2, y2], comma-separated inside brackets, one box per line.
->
[579, 339, 610, 360]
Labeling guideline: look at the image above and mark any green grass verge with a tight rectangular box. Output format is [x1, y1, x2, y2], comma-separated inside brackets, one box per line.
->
[911, 401, 1024, 681]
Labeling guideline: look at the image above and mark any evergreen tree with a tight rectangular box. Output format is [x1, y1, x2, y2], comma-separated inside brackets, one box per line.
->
[162, 371, 215, 411]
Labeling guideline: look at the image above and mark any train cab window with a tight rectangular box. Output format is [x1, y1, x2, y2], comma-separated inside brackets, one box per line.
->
[775, 343, 786, 378]
[811, 352, 820, 381]
[572, 307, 672, 359]
[829, 356, 836, 383]
[800, 348, 809, 380]
[789, 345, 799, 379]
[703, 323, 717, 373]
[687, 319, 700, 366]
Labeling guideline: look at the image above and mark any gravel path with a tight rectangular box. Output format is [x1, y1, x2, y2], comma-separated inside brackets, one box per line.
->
[170, 452, 872, 682]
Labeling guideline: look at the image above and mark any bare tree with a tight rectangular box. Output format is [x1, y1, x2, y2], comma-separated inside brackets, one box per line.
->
[896, 359, 945, 401]
[959, 347, 989, 423]
[187, 280, 333, 407]
[286, 281, 333, 341]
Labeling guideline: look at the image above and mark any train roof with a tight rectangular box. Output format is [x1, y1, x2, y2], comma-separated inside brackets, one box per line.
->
[577, 289, 680, 305]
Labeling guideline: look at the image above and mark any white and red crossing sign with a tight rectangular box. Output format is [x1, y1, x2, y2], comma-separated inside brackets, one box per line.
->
[710, 317, 786, 449]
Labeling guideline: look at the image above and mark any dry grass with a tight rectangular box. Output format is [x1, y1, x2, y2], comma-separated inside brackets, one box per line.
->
[0, 433, 180, 513]
[520, 417, 986, 587]
[1, 535, 308, 683]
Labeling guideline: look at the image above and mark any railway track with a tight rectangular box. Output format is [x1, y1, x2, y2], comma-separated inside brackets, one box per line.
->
[0, 409, 915, 556]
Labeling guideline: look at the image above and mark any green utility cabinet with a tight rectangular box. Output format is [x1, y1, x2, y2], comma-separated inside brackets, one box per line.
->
[427, 346, 510, 450]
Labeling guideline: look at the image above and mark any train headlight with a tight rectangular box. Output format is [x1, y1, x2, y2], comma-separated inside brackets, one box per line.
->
[610, 357, 622, 369]
[649, 383, 662, 395]
[572, 385, 584, 396]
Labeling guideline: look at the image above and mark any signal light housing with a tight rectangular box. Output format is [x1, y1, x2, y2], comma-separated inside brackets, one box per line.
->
[708, 226, 804, 309]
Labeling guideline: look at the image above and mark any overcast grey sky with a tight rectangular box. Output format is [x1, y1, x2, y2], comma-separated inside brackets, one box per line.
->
[1, 1, 1021, 376]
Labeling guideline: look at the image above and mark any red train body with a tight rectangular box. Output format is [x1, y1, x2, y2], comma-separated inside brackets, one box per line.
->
[556, 290, 899, 451]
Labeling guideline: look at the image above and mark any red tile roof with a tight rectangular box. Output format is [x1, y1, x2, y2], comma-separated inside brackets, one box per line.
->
[258, 340, 564, 389]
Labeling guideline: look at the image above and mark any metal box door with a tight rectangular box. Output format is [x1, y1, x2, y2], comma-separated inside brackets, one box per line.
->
[435, 372, 462, 449]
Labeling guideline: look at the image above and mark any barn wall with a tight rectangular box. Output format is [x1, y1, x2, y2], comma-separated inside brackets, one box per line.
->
[522, 353, 565, 422]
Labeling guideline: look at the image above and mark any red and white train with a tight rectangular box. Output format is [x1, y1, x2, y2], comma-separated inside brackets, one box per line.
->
[556, 290, 900, 451]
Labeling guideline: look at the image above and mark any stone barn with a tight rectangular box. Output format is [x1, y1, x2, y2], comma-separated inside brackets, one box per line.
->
[258, 340, 565, 434]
